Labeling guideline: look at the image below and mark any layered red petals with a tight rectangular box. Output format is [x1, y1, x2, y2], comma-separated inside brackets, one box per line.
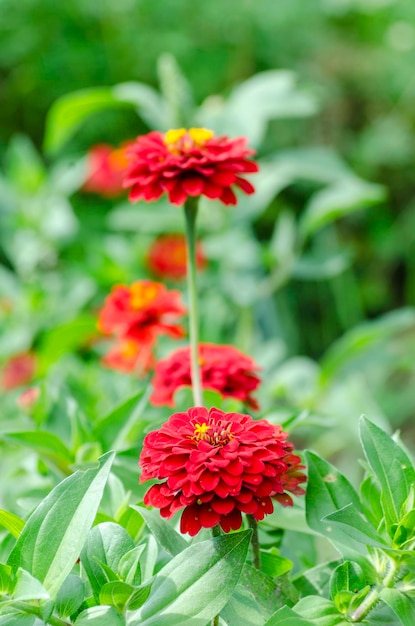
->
[83, 143, 131, 198]
[139, 407, 306, 536]
[150, 343, 261, 409]
[124, 130, 258, 206]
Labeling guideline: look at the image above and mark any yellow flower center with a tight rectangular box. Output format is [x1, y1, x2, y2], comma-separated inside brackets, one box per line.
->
[130, 282, 159, 310]
[164, 128, 214, 153]
[192, 420, 234, 447]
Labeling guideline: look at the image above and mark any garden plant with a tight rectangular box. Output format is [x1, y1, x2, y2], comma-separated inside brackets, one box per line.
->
[1, 36, 415, 626]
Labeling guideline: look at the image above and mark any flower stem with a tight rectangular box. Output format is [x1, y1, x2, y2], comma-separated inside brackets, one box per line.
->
[247, 515, 261, 570]
[184, 197, 203, 406]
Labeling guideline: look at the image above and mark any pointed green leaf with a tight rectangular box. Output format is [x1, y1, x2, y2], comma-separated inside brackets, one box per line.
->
[264, 605, 315, 626]
[0, 510, 25, 538]
[360, 417, 415, 532]
[380, 588, 415, 626]
[118, 546, 144, 586]
[100, 581, 135, 612]
[129, 530, 251, 626]
[3, 431, 73, 474]
[12, 568, 49, 602]
[74, 605, 125, 626]
[93, 390, 148, 451]
[55, 574, 85, 618]
[131, 505, 187, 556]
[324, 504, 389, 548]
[7, 452, 114, 598]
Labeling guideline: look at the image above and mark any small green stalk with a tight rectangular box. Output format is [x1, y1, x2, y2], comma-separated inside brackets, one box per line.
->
[184, 197, 203, 406]
[247, 515, 261, 570]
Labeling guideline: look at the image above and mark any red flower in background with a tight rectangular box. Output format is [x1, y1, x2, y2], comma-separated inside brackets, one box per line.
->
[17, 387, 40, 411]
[140, 406, 306, 536]
[124, 128, 258, 206]
[147, 234, 206, 281]
[102, 339, 154, 375]
[150, 343, 261, 409]
[1, 353, 36, 391]
[83, 143, 131, 198]
[98, 280, 186, 345]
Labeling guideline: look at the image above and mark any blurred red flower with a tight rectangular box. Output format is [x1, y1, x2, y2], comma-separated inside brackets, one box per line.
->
[17, 387, 40, 410]
[83, 143, 131, 198]
[150, 343, 261, 409]
[102, 339, 154, 375]
[1, 353, 36, 391]
[140, 406, 306, 536]
[147, 234, 206, 280]
[98, 280, 186, 346]
[124, 128, 258, 206]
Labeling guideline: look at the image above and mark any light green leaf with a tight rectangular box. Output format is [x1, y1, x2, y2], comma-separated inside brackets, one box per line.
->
[55, 574, 84, 618]
[93, 390, 148, 451]
[3, 431, 73, 475]
[294, 595, 349, 625]
[80, 522, 135, 599]
[100, 581, 135, 612]
[7, 452, 114, 598]
[129, 530, 251, 626]
[360, 417, 415, 532]
[0, 510, 25, 538]
[380, 588, 415, 626]
[118, 546, 144, 586]
[131, 505, 187, 556]
[12, 568, 49, 602]
[324, 504, 389, 548]
[74, 605, 125, 626]
[264, 605, 315, 626]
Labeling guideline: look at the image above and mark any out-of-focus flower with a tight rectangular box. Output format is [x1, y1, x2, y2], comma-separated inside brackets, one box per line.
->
[124, 128, 258, 206]
[1, 353, 36, 391]
[98, 280, 186, 346]
[102, 339, 153, 375]
[17, 387, 40, 410]
[150, 343, 261, 409]
[140, 406, 306, 536]
[83, 143, 131, 198]
[147, 234, 206, 281]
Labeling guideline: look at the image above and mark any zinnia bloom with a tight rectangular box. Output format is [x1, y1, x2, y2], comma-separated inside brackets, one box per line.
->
[150, 343, 261, 409]
[17, 387, 40, 410]
[1, 353, 36, 391]
[147, 234, 206, 281]
[140, 406, 306, 536]
[98, 280, 186, 345]
[124, 128, 259, 206]
[102, 339, 153, 375]
[83, 143, 131, 198]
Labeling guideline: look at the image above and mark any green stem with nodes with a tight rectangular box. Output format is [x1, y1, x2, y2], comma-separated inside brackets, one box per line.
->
[350, 558, 397, 622]
[184, 197, 203, 406]
[247, 515, 261, 570]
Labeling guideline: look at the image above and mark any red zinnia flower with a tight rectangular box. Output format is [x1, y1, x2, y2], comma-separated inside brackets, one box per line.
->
[1, 353, 36, 391]
[83, 143, 131, 198]
[124, 128, 259, 206]
[98, 280, 186, 346]
[150, 343, 261, 409]
[102, 339, 154, 375]
[147, 234, 206, 281]
[17, 387, 40, 410]
[139, 406, 306, 536]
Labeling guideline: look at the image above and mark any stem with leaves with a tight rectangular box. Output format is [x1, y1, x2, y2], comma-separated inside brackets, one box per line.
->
[184, 197, 203, 406]
[247, 515, 261, 569]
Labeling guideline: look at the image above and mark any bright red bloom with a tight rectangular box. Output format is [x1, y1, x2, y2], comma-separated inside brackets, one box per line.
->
[83, 143, 131, 198]
[124, 128, 259, 206]
[1, 353, 36, 391]
[140, 407, 306, 536]
[98, 280, 186, 345]
[150, 343, 261, 409]
[147, 234, 206, 281]
[102, 339, 154, 375]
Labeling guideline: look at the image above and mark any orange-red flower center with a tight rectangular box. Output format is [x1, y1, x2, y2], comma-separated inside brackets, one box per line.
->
[164, 128, 214, 154]
[130, 282, 160, 310]
[192, 420, 234, 447]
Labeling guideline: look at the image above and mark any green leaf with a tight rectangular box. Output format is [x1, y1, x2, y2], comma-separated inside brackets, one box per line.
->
[100, 581, 135, 612]
[260, 549, 293, 579]
[7, 452, 114, 598]
[324, 504, 389, 549]
[264, 605, 315, 626]
[118, 546, 144, 586]
[74, 605, 125, 625]
[380, 588, 415, 626]
[305, 451, 364, 554]
[80, 522, 135, 599]
[0, 510, 25, 538]
[299, 178, 385, 241]
[37, 316, 97, 374]
[293, 595, 349, 625]
[112, 82, 167, 130]
[12, 568, 49, 602]
[360, 417, 415, 533]
[330, 561, 365, 599]
[93, 390, 148, 451]
[3, 431, 73, 475]
[0, 615, 37, 626]
[131, 505, 187, 556]
[55, 574, 85, 618]
[0, 564, 12, 593]
[44, 88, 125, 154]
[129, 530, 251, 626]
